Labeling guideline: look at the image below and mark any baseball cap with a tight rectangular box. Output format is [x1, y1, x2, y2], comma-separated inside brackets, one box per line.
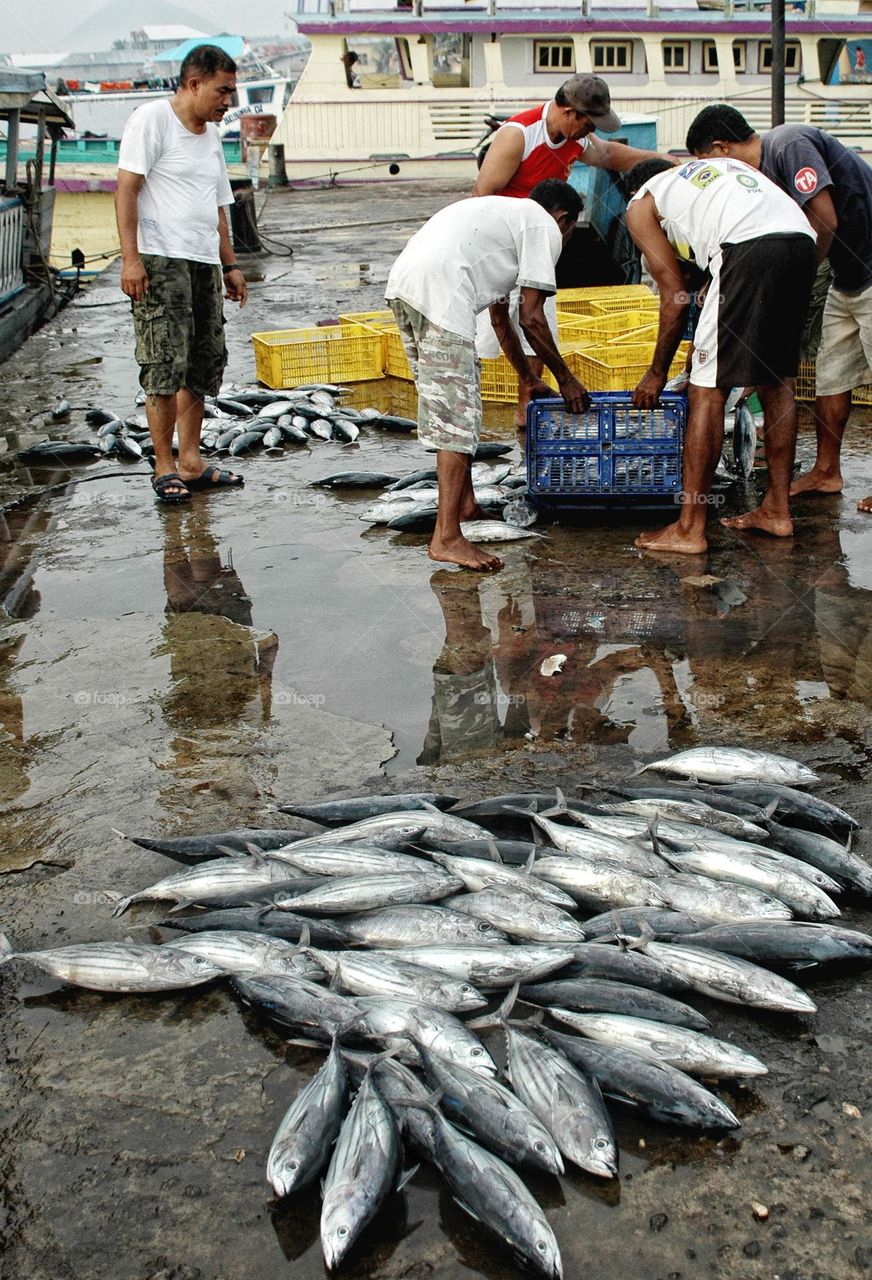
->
[560, 74, 621, 133]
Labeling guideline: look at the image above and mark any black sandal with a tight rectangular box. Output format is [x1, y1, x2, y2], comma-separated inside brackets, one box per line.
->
[152, 472, 191, 504]
[184, 465, 245, 490]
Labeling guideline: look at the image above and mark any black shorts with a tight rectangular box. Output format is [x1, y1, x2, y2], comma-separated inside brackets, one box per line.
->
[690, 233, 817, 389]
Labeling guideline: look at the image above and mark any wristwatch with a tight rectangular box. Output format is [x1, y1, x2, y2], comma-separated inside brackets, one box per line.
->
[222, 262, 240, 274]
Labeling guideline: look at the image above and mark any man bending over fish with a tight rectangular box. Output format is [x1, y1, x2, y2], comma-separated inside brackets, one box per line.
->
[385, 180, 589, 571]
[624, 156, 816, 554]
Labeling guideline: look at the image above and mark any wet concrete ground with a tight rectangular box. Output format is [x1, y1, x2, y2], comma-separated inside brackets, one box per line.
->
[0, 181, 870, 1280]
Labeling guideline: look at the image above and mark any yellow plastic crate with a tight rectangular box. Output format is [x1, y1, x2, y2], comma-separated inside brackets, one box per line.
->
[559, 309, 660, 342]
[340, 309, 414, 380]
[557, 285, 657, 317]
[252, 323, 385, 388]
[573, 343, 690, 392]
[607, 323, 659, 344]
[795, 359, 872, 405]
[479, 345, 590, 404]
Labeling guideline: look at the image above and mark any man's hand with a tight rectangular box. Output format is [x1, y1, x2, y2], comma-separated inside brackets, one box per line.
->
[633, 368, 667, 409]
[224, 268, 248, 307]
[557, 374, 590, 414]
[120, 257, 148, 302]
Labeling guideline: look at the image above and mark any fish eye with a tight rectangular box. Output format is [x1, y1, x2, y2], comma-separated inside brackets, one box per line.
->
[594, 1137, 610, 1150]
[288, 1160, 298, 1169]
[477, 921, 492, 931]
[537, 1241, 548, 1252]
[534, 1140, 546, 1152]
[338, 1226, 348, 1238]
[461, 985, 473, 993]
[471, 1047, 483, 1057]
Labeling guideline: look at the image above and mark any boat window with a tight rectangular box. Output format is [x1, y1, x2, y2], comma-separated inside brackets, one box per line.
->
[431, 33, 471, 88]
[732, 41, 746, 73]
[663, 42, 689, 73]
[702, 42, 718, 73]
[246, 86, 274, 105]
[343, 36, 412, 89]
[817, 37, 845, 86]
[758, 41, 801, 74]
[535, 41, 575, 73]
[591, 42, 632, 73]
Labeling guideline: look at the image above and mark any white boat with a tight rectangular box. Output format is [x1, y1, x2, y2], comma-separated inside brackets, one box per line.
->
[273, 0, 872, 182]
[67, 76, 295, 141]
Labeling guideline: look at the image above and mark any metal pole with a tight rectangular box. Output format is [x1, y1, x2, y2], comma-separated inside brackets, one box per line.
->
[4, 108, 20, 192]
[34, 110, 46, 192]
[771, 0, 786, 126]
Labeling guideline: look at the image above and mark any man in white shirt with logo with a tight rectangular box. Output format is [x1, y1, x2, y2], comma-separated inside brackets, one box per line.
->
[115, 44, 248, 503]
[625, 156, 816, 554]
[386, 179, 589, 572]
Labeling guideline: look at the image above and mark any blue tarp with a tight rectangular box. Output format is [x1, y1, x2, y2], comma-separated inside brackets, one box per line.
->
[153, 34, 245, 64]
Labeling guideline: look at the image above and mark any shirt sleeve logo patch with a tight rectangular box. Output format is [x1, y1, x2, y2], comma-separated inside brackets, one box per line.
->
[688, 165, 723, 190]
[794, 166, 819, 194]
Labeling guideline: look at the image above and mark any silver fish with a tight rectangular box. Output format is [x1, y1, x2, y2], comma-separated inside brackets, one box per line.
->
[331, 418, 360, 443]
[232, 974, 361, 1037]
[525, 812, 669, 877]
[108, 856, 299, 916]
[277, 870, 462, 914]
[307, 418, 333, 441]
[266, 1036, 347, 1196]
[663, 849, 840, 920]
[531, 856, 670, 910]
[599, 798, 767, 842]
[679, 920, 872, 967]
[0, 937, 222, 992]
[460, 519, 539, 543]
[417, 1043, 563, 1175]
[294, 809, 490, 848]
[269, 843, 429, 878]
[519, 977, 711, 1031]
[428, 851, 576, 908]
[314, 950, 486, 1012]
[659, 872, 793, 923]
[343, 1051, 437, 1157]
[640, 940, 817, 1014]
[340, 905, 509, 949]
[504, 1026, 617, 1179]
[321, 1065, 401, 1270]
[444, 887, 585, 944]
[552, 1011, 768, 1079]
[732, 400, 757, 478]
[544, 1029, 739, 1130]
[371, 944, 574, 989]
[356, 997, 497, 1076]
[638, 747, 820, 787]
[161, 931, 323, 979]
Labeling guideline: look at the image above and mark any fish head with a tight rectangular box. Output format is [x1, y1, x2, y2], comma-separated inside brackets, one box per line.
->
[452, 983, 488, 1012]
[269, 1159, 305, 1198]
[321, 1184, 365, 1269]
[515, 1225, 563, 1280]
[583, 1128, 619, 1179]
[155, 950, 224, 981]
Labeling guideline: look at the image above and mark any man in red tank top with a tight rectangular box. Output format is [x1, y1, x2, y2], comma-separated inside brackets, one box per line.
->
[474, 75, 666, 423]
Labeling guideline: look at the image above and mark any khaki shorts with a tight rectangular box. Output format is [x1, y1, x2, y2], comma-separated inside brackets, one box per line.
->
[815, 281, 872, 396]
[390, 299, 481, 454]
[132, 256, 227, 397]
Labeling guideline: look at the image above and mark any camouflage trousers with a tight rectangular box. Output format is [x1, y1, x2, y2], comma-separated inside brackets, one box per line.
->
[390, 299, 481, 454]
[131, 256, 227, 397]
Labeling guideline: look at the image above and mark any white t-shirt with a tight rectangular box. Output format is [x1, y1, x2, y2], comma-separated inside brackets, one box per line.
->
[118, 99, 234, 264]
[385, 196, 563, 340]
[631, 158, 814, 270]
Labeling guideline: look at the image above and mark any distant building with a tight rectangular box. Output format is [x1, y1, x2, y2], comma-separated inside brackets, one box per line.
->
[130, 25, 208, 50]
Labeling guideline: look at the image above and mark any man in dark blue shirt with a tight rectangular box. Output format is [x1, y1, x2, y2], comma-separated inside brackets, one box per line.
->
[686, 105, 872, 513]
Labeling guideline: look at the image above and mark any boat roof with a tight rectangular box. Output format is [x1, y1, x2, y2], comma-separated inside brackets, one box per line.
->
[153, 34, 246, 63]
[297, 10, 872, 34]
[0, 69, 75, 128]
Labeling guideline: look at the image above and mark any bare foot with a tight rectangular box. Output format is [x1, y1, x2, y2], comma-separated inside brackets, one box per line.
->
[858, 495, 872, 513]
[429, 533, 503, 571]
[789, 467, 843, 496]
[635, 521, 708, 555]
[720, 508, 793, 538]
[460, 500, 486, 523]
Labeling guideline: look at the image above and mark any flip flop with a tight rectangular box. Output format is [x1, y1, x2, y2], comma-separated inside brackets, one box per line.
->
[184, 465, 245, 490]
[151, 472, 191, 504]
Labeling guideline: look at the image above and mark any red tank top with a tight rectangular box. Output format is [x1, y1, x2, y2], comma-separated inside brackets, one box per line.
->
[498, 102, 588, 198]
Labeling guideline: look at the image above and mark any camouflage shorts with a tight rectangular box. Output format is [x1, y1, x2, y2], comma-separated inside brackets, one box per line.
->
[389, 299, 481, 454]
[132, 256, 227, 397]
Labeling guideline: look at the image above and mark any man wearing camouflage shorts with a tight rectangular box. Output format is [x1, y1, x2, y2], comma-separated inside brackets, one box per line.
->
[386, 180, 588, 571]
[115, 44, 248, 503]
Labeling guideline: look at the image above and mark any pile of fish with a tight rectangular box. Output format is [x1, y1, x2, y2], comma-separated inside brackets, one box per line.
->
[21, 385, 540, 538]
[2, 746, 870, 1277]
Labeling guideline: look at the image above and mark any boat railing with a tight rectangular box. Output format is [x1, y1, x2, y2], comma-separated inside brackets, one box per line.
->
[288, 0, 818, 13]
[0, 196, 25, 303]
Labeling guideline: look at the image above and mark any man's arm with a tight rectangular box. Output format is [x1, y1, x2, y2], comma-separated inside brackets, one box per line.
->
[472, 127, 526, 195]
[489, 300, 553, 401]
[115, 169, 148, 301]
[218, 206, 247, 308]
[581, 134, 677, 174]
[802, 188, 837, 264]
[625, 195, 689, 407]
[517, 288, 590, 412]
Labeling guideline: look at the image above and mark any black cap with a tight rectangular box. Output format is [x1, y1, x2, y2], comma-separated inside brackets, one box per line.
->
[560, 74, 621, 133]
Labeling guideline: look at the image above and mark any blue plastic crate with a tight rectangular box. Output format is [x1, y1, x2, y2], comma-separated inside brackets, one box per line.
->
[526, 392, 687, 506]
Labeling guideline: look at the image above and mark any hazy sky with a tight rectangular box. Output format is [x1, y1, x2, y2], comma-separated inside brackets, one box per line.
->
[0, 1, 295, 53]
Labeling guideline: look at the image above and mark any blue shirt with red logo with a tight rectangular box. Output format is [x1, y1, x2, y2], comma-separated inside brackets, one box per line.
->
[760, 124, 872, 294]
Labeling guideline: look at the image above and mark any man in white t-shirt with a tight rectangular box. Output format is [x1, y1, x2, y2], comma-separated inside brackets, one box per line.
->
[624, 156, 816, 554]
[385, 179, 589, 572]
[115, 44, 248, 503]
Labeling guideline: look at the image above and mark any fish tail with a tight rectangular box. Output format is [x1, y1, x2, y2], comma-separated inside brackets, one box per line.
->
[105, 890, 132, 918]
[0, 932, 16, 963]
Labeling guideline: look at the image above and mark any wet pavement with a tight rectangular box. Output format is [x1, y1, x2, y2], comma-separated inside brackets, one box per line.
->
[0, 181, 870, 1280]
